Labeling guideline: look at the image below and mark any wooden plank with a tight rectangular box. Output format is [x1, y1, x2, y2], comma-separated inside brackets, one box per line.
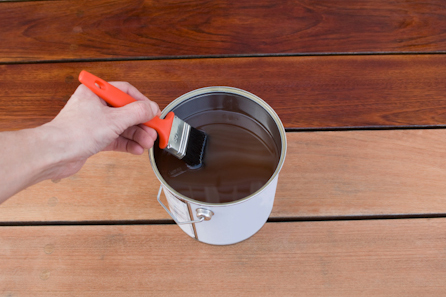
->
[2, 55, 446, 131]
[1, 0, 446, 62]
[1, 219, 446, 296]
[3, 129, 446, 223]
[276, 129, 446, 219]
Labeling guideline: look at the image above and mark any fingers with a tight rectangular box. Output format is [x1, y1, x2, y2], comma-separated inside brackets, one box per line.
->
[120, 125, 157, 150]
[110, 100, 158, 132]
[71, 84, 108, 106]
[107, 136, 145, 155]
[73, 81, 161, 154]
[104, 125, 157, 154]
[106, 82, 161, 131]
[109, 81, 161, 116]
[77, 80, 161, 115]
[109, 82, 148, 102]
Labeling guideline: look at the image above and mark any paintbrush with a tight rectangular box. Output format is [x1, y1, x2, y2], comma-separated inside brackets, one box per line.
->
[78, 70, 207, 167]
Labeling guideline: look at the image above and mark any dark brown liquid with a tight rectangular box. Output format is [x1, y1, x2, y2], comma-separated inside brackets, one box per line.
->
[154, 110, 279, 203]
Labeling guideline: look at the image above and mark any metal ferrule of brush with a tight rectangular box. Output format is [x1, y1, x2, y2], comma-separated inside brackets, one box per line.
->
[165, 116, 191, 159]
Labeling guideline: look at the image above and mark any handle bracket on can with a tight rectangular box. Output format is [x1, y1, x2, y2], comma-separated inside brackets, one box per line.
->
[157, 186, 213, 225]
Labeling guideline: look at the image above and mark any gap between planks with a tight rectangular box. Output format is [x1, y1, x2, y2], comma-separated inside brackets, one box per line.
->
[2, 213, 446, 227]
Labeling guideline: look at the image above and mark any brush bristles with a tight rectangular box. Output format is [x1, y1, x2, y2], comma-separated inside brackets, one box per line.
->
[182, 127, 208, 167]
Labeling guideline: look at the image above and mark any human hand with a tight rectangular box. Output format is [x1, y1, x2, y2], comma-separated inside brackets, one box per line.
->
[40, 82, 160, 180]
[0, 81, 161, 203]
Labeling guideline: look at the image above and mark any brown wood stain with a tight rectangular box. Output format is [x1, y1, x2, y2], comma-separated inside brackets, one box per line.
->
[154, 110, 280, 203]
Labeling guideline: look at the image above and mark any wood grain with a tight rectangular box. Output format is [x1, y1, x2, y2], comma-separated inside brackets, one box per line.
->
[2, 55, 446, 131]
[2, 0, 446, 62]
[2, 1, 445, 295]
[1, 219, 446, 296]
[3, 129, 446, 223]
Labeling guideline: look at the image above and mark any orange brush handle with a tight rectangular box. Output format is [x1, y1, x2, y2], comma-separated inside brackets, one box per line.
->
[78, 70, 173, 149]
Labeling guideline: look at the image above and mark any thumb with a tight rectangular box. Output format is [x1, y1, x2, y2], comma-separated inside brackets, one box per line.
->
[112, 100, 160, 131]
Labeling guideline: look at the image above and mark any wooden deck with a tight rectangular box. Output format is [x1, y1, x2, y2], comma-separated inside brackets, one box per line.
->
[1, 1, 446, 295]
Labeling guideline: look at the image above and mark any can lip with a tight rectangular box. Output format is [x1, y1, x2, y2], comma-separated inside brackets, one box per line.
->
[149, 86, 287, 207]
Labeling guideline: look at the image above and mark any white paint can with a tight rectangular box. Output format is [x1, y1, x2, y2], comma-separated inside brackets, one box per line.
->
[149, 87, 287, 245]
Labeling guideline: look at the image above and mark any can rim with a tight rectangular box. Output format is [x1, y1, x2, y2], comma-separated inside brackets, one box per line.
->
[149, 86, 287, 207]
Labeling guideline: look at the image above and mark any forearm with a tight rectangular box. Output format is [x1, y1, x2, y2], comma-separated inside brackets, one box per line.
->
[0, 126, 62, 203]
[0, 82, 159, 203]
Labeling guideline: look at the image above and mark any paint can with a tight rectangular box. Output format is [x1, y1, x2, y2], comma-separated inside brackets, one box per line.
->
[149, 87, 287, 245]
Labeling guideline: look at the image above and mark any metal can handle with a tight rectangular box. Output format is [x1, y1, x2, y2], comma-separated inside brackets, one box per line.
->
[156, 186, 205, 225]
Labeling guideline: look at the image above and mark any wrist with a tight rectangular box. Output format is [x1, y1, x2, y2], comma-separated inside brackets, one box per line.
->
[35, 123, 86, 182]
[22, 125, 64, 184]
